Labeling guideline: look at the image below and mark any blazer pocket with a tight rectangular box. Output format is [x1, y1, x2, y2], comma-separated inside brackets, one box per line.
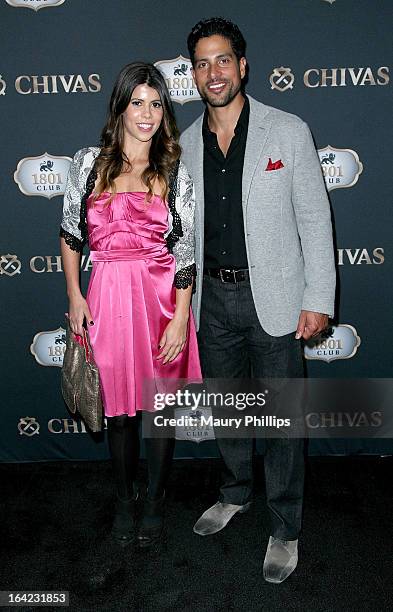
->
[263, 169, 284, 178]
[260, 168, 288, 188]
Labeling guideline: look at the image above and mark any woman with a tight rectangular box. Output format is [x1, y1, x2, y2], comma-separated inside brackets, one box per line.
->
[60, 62, 201, 548]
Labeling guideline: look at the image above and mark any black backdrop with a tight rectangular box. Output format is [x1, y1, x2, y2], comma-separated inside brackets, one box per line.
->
[1, 0, 392, 462]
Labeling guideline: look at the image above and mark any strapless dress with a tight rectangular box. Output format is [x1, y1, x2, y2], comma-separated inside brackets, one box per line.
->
[85, 191, 201, 417]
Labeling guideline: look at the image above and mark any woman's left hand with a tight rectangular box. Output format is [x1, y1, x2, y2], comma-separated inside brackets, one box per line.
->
[157, 314, 189, 364]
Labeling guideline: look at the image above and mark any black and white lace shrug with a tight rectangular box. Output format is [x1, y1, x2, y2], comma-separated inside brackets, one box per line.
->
[59, 147, 196, 289]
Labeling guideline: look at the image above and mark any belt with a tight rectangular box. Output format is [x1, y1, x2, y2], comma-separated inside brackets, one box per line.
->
[204, 267, 249, 283]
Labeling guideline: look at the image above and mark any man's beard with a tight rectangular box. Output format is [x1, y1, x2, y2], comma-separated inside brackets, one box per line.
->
[200, 79, 242, 107]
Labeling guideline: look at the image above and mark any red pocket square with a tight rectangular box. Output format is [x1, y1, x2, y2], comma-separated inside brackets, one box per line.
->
[265, 158, 284, 171]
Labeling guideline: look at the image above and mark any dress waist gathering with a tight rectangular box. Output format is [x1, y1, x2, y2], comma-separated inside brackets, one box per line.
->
[90, 246, 168, 262]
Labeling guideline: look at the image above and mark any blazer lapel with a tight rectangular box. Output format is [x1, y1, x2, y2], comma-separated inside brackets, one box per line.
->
[191, 116, 205, 215]
[189, 116, 205, 267]
[242, 96, 271, 211]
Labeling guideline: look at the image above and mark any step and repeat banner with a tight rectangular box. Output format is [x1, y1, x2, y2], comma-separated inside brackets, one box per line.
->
[1, 0, 392, 461]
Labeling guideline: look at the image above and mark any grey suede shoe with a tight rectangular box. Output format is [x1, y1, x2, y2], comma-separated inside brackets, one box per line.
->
[193, 501, 252, 536]
[263, 536, 298, 583]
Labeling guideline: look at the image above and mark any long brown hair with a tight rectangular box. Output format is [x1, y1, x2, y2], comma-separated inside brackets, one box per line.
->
[94, 62, 181, 202]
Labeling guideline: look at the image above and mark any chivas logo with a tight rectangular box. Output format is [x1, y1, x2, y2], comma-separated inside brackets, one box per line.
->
[304, 66, 389, 87]
[174, 407, 215, 443]
[337, 247, 384, 265]
[47, 417, 107, 433]
[15, 73, 101, 95]
[0, 254, 21, 276]
[18, 417, 40, 436]
[0, 75, 6, 95]
[14, 153, 71, 198]
[6, 0, 65, 11]
[269, 67, 295, 92]
[318, 146, 363, 191]
[304, 324, 361, 363]
[48, 418, 87, 434]
[154, 56, 201, 104]
[30, 327, 66, 367]
[271, 67, 389, 91]
[30, 254, 92, 273]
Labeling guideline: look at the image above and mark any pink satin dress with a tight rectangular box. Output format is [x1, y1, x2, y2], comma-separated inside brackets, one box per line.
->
[85, 191, 202, 417]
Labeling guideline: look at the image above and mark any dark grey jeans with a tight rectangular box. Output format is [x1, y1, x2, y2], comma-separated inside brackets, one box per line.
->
[198, 274, 305, 540]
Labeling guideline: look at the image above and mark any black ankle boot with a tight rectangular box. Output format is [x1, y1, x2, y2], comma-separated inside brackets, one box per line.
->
[136, 492, 165, 548]
[111, 490, 138, 546]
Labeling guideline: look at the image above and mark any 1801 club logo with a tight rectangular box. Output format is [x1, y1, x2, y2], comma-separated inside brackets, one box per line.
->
[5, 0, 65, 10]
[318, 145, 363, 191]
[304, 324, 361, 363]
[14, 153, 71, 198]
[30, 327, 66, 366]
[155, 56, 201, 105]
[174, 407, 215, 443]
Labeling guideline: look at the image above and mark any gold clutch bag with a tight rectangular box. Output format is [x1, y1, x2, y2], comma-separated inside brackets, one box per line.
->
[61, 317, 103, 432]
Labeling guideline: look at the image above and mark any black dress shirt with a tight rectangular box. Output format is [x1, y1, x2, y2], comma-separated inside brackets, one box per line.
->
[203, 95, 249, 269]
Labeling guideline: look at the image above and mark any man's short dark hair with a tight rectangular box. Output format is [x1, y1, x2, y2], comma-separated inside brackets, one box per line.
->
[187, 17, 246, 66]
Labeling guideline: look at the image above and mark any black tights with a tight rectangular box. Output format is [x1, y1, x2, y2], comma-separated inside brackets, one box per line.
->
[107, 414, 175, 501]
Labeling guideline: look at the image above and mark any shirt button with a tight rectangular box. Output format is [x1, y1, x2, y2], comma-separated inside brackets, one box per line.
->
[222, 196, 226, 200]
[221, 168, 226, 173]
[221, 250, 227, 255]
[223, 223, 227, 228]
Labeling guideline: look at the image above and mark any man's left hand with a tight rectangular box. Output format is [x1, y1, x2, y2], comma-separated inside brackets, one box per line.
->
[295, 310, 328, 340]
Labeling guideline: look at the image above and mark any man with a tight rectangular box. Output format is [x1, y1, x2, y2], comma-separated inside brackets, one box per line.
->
[180, 18, 335, 583]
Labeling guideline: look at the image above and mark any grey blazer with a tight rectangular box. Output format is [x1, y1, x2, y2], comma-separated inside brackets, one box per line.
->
[180, 95, 336, 337]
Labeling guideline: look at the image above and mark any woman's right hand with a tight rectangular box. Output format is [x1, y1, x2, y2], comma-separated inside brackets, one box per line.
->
[68, 294, 94, 336]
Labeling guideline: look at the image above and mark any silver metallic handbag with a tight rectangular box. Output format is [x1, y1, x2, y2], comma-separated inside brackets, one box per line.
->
[61, 317, 103, 432]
